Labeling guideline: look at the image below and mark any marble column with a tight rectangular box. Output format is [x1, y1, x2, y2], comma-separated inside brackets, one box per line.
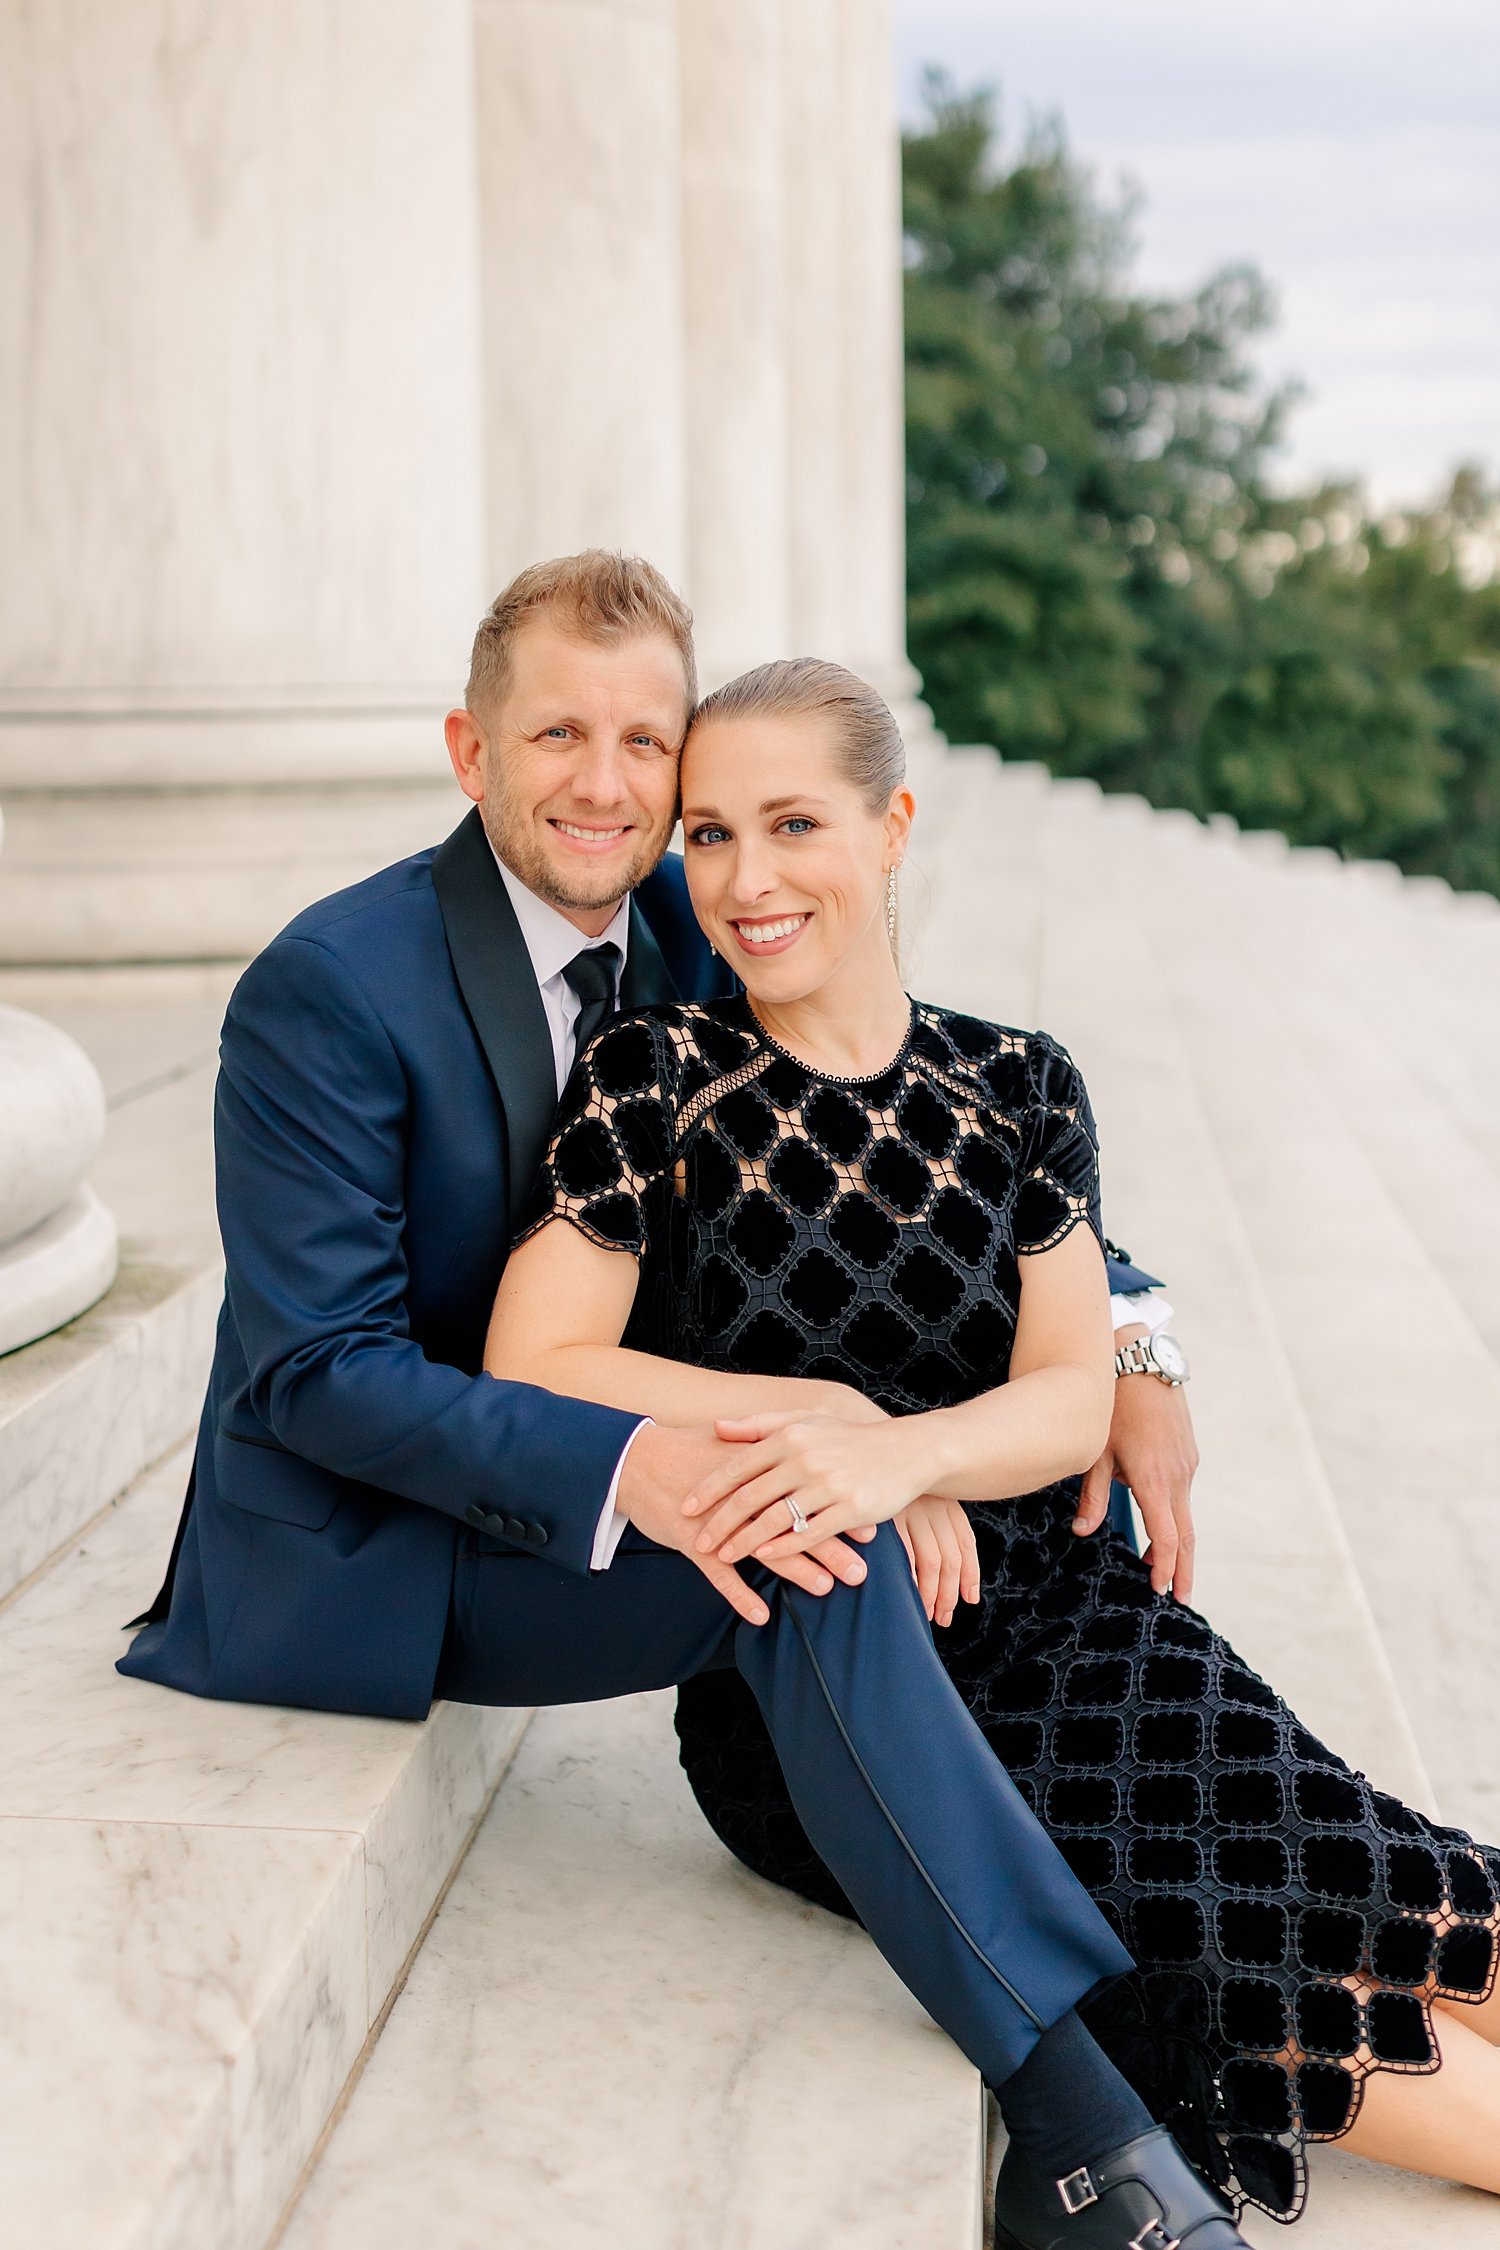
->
[0, 0, 485, 963]
[0, 812, 116, 1354]
[779, 0, 849, 663]
[835, 0, 914, 707]
[473, 0, 687, 592]
[678, 0, 790, 689]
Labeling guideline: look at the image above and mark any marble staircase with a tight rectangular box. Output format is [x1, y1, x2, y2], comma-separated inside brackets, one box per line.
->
[4, 761, 1500, 2248]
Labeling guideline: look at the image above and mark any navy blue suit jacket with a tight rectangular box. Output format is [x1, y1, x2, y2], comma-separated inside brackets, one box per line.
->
[118, 809, 730, 1720]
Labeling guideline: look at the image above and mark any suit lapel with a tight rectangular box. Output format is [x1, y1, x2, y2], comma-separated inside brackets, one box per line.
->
[620, 897, 681, 1009]
[432, 809, 558, 1232]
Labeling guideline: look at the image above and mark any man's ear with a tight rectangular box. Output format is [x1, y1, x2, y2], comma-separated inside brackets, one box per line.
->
[444, 708, 486, 804]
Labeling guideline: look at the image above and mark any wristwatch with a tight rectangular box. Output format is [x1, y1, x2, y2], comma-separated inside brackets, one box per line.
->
[1114, 1331, 1190, 1385]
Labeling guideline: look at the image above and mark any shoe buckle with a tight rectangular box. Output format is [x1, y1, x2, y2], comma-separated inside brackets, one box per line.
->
[1129, 2225, 1180, 2250]
[1056, 2168, 1098, 2215]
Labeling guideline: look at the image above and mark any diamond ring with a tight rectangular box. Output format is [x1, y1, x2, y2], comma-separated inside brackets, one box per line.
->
[786, 1496, 810, 1536]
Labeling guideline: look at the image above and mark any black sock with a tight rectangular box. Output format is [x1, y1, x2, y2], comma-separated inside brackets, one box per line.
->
[994, 2008, 1154, 2177]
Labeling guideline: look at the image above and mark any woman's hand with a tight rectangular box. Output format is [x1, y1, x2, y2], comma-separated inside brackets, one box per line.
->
[685, 1411, 932, 1565]
[893, 1497, 981, 1628]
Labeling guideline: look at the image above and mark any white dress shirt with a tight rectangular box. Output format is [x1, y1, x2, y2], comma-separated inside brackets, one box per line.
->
[489, 844, 1177, 1568]
[491, 848, 640, 1567]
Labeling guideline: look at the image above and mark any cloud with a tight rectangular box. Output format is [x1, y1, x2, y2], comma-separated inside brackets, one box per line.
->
[893, 0, 1500, 501]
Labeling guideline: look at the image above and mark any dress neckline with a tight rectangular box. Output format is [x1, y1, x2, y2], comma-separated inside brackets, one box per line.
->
[738, 994, 918, 1087]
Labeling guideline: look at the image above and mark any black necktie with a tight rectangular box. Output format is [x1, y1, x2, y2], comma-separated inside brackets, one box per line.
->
[562, 941, 621, 1067]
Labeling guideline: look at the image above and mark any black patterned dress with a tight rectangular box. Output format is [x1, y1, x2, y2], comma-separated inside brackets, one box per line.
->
[521, 993, 1500, 2225]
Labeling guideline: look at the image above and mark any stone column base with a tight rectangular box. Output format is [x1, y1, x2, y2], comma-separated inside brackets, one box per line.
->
[0, 1185, 118, 1357]
[0, 782, 461, 965]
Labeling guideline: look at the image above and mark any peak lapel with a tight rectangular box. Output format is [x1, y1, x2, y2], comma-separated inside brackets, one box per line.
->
[432, 809, 557, 1232]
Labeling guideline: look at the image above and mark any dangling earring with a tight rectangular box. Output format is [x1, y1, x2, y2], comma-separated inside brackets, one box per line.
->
[885, 867, 898, 946]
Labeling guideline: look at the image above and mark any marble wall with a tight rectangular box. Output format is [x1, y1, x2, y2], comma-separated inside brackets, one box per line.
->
[0, 0, 914, 962]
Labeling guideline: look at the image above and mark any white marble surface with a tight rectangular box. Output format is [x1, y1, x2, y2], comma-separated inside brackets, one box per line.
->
[2, 1813, 365, 2250]
[0, 781, 461, 965]
[1241, 2144, 1500, 2248]
[474, 0, 687, 589]
[0, 1008, 221, 1596]
[1, 2, 482, 702]
[0, 1443, 531, 2250]
[1131, 806, 1500, 1836]
[679, 0, 790, 686]
[0, 1181, 118, 1357]
[0, 999, 107, 1241]
[917, 760, 1438, 1816]
[0, 1445, 530, 2009]
[0, 1255, 219, 1601]
[282, 1692, 985, 2250]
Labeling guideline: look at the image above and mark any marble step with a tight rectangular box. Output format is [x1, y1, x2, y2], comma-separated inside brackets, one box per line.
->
[954, 771, 1499, 1832]
[838, 757, 1500, 1837]
[1195, 828, 1500, 1173]
[0, 968, 234, 1601]
[1144, 812, 1500, 1367]
[0, 1442, 529, 2250]
[1101, 803, 1500, 1839]
[920, 767, 1434, 1809]
[279, 1691, 986, 2250]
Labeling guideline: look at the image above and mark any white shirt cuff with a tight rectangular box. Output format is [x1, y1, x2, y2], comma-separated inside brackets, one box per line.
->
[591, 1417, 653, 1571]
[1111, 1291, 1175, 1337]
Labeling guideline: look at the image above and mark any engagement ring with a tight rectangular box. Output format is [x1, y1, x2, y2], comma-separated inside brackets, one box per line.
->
[786, 1497, 809, 1536]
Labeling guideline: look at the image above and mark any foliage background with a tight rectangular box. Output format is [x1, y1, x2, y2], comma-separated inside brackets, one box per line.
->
[902, 81, 1500, 895]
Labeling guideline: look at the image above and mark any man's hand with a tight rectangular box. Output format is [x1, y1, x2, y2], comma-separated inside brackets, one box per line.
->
[1074, 1327, 1200, 1600]
[615, 1421, 870, 1626]
[893, 1497, 981, 1628]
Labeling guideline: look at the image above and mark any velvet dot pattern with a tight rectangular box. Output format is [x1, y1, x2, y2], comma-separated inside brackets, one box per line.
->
[523, 995, 1500, 2228]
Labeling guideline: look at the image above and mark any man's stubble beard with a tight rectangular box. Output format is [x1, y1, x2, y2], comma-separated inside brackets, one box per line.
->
[479, 764, 676, 916]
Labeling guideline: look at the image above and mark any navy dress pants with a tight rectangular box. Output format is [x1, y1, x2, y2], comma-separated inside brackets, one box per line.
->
[433, 1519, 1131, 2087]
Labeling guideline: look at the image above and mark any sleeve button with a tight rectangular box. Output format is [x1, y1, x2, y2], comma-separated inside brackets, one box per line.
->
[526, 1522, 548, 1548]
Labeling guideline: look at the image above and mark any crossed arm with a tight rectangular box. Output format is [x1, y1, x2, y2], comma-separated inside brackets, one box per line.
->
[486, 1213, 1119, 1621]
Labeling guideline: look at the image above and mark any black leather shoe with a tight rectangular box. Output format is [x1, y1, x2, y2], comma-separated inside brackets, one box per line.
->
[993, 2126, 1248, 2249]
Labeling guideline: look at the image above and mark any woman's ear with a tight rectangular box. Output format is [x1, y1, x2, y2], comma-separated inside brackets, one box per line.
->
[883, 785, 916, 866]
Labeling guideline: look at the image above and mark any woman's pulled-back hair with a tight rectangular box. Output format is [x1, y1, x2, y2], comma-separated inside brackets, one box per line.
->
[690, 658, 906, 808]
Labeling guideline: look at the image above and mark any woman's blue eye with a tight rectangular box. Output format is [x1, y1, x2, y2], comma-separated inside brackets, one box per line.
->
[780, 817, 816, 834]
[689, 824, 731, 846]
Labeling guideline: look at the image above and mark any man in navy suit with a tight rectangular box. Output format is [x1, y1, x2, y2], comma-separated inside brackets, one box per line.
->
[120, 553, 1241, 2250]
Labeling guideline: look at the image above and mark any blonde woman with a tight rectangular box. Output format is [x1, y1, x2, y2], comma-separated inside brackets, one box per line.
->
[482, 659, 1500, 2242]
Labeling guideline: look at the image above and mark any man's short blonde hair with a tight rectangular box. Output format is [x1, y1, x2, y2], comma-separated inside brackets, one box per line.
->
[466, 551, 697, 723]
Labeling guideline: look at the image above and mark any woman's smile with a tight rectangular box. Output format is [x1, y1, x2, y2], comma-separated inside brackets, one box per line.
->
[728, 911, 812, 954]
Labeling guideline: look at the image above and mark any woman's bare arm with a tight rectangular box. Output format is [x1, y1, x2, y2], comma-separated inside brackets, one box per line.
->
[689, 1225, 1115, 1562]
[485, 1218, 877, 1425]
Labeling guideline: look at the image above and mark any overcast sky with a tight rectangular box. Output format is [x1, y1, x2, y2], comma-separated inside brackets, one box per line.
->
[891, 0, 1500, 507]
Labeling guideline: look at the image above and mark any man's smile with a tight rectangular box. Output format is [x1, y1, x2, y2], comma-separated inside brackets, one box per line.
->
[548, 817, 633, 851]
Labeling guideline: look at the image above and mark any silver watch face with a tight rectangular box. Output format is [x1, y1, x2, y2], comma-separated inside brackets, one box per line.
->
[1151, 1332, 1189, 1381]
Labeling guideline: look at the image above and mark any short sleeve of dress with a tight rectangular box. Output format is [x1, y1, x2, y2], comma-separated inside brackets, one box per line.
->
[1012, 1034, 1105, 1255]
[515, 1011, 677, 1259]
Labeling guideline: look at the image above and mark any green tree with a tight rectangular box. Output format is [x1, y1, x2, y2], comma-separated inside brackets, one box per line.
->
[903, 78, 1500, 892]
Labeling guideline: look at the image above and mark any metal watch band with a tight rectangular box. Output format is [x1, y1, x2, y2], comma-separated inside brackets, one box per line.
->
[1113, 1335, 1186, 1385]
